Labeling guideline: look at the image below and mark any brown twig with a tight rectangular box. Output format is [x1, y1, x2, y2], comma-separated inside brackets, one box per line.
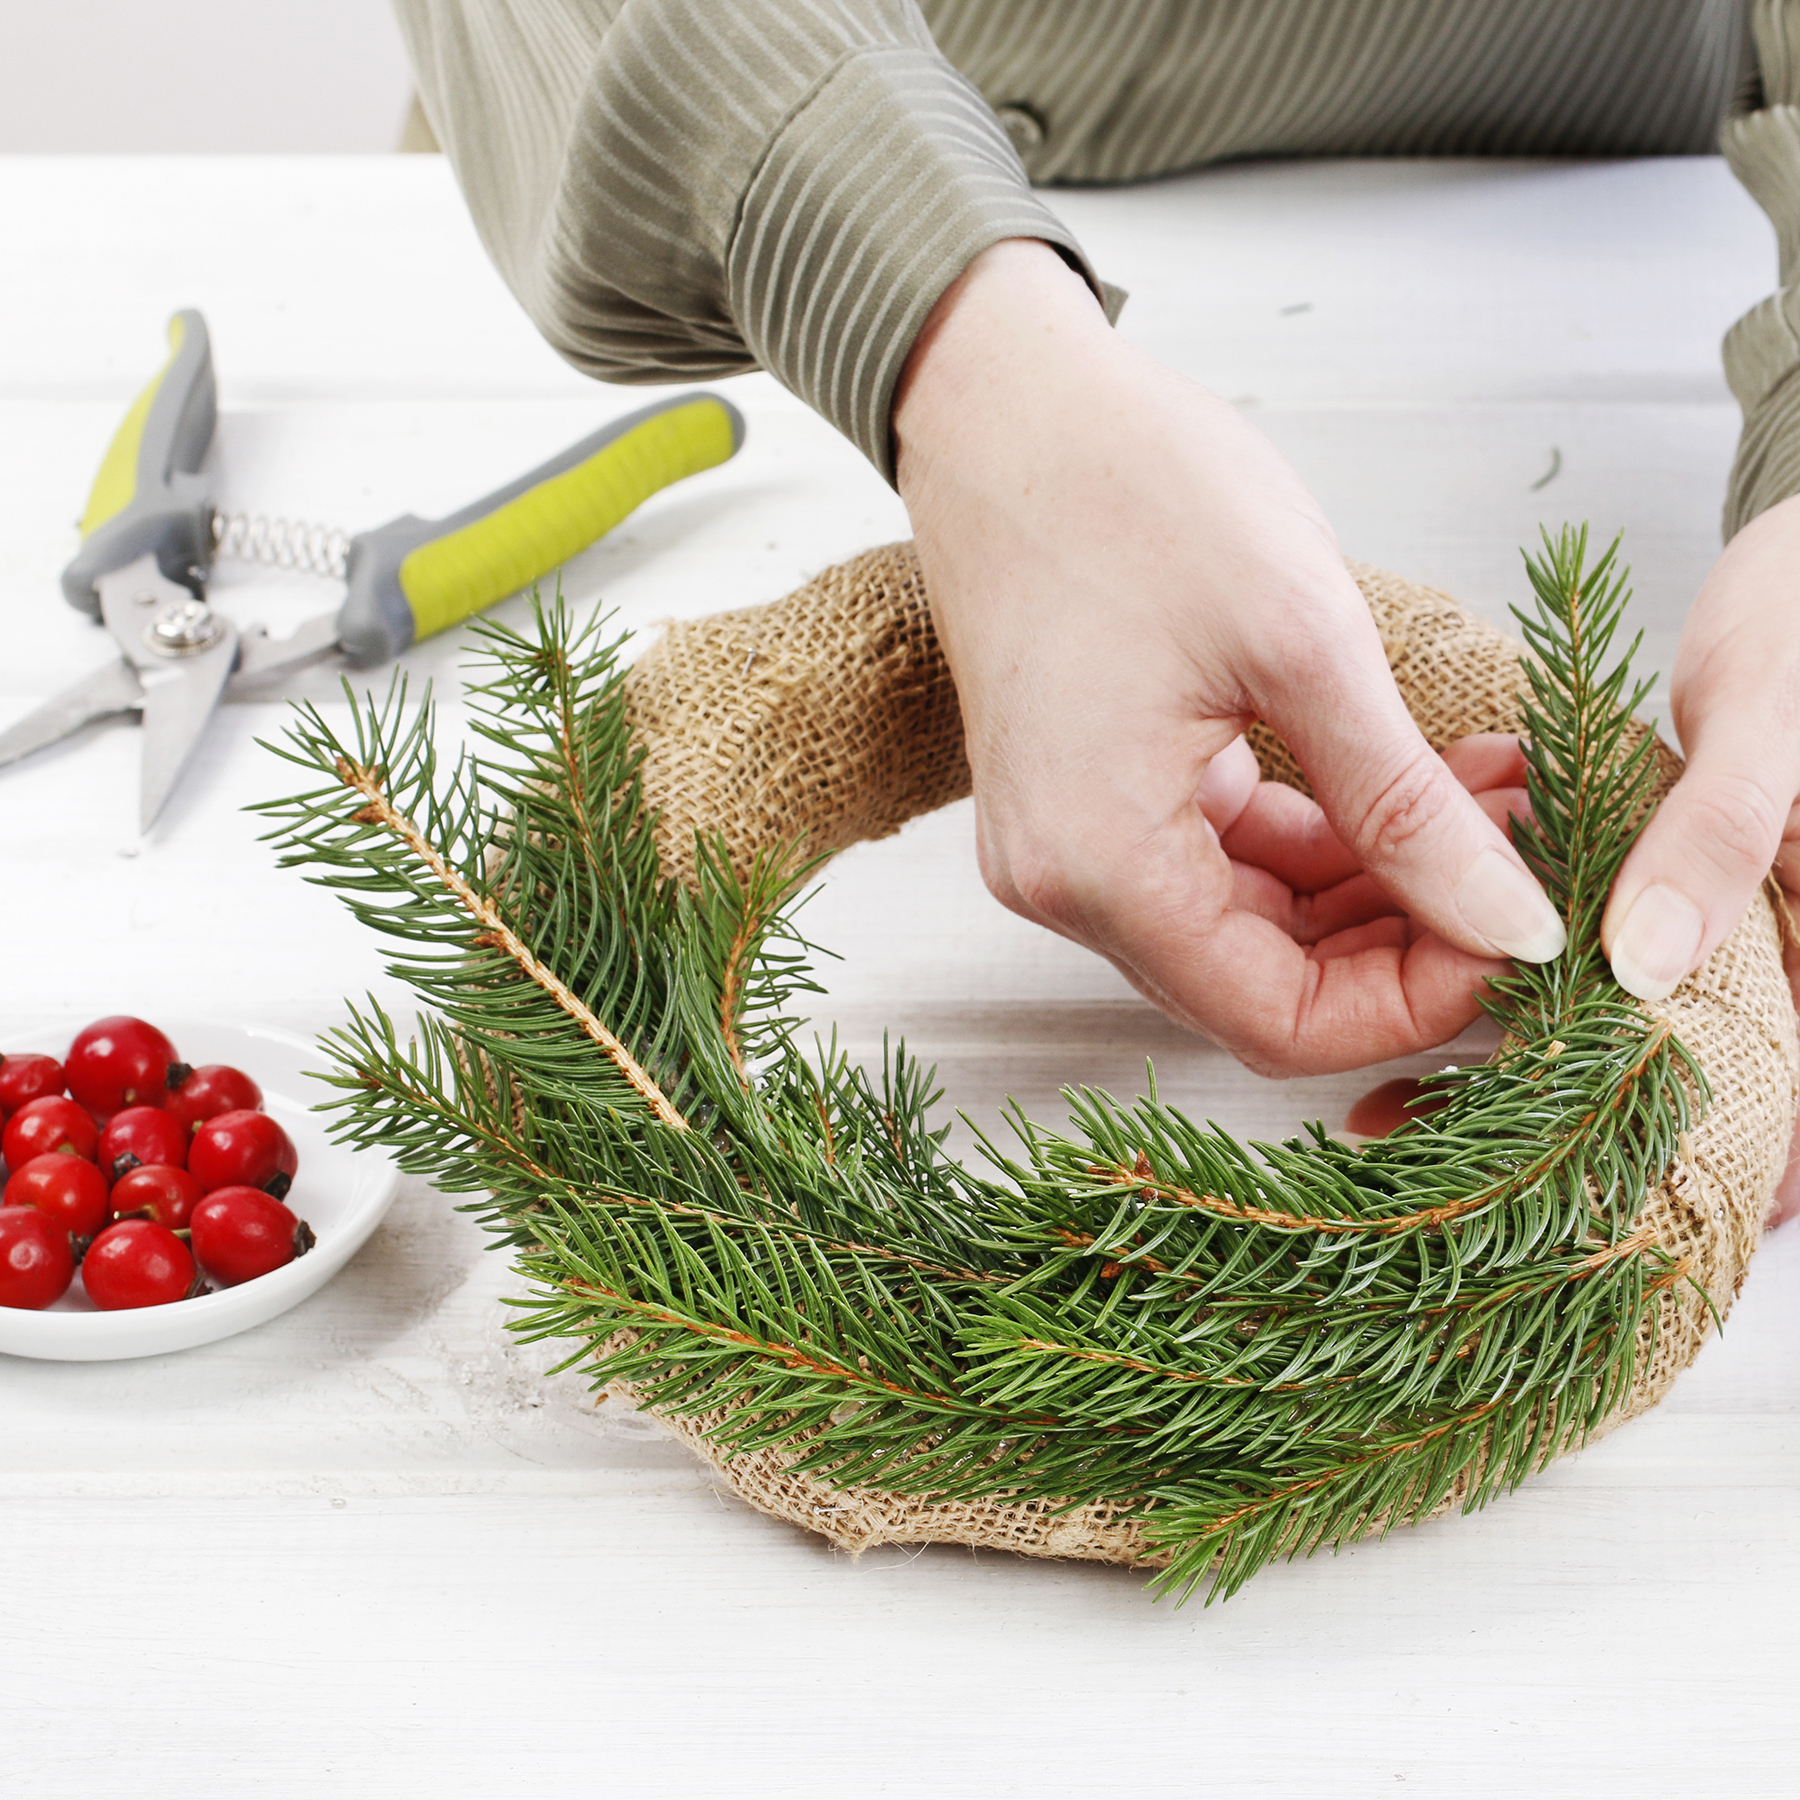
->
[1017, 1223, 1663, 1392]
[336, 754, 688, 1131]
[717, 903, 758, 1086]
[1200, 1397, 1509, 1540]
[577, 1285, 957, 1403]
[1097, 1025, 1674, 1238]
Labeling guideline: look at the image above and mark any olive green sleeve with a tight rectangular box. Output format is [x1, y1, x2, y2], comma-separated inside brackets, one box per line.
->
[1722, 2, 1800, 534]
[391, 0, 1111, 481]
[393, 0, 1747, 496]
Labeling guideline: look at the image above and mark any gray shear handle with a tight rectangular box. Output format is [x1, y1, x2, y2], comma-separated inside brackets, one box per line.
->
[61, 309, 217, 617]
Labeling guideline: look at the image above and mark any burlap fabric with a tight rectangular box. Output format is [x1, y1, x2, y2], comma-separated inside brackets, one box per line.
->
[625, 545, 971, 884]
[616, 541, 1799, 1567]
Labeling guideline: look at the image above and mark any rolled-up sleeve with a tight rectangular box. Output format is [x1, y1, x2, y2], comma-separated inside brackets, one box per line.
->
[1722, 2, 1800, 533]
[393, 0, 1108, 480]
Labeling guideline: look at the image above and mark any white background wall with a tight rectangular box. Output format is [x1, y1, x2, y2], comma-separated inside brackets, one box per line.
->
[2, 0, 416, 152]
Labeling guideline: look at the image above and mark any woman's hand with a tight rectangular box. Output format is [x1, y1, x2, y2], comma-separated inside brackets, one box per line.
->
[1599, 492, 1800, 1222]
[893, 239, 1565, 1077]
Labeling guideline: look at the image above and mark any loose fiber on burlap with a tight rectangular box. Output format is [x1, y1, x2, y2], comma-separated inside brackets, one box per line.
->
[617, 541, 1798, 1566]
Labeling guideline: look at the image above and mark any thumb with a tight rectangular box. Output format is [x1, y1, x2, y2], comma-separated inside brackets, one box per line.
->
[1603, 718, 1800, 1002]
[1267, 641, 1566, 964]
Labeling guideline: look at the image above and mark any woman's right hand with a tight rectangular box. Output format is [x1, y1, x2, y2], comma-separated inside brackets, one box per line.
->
[894, 239, 1564, 1076]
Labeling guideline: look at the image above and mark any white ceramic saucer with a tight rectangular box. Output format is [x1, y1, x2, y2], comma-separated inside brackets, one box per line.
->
[0, 1015, 398, 1361]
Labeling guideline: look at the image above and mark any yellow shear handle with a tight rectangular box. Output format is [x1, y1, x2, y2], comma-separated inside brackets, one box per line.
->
[400, 396, 740, 641]
[81, 315, 190, 535]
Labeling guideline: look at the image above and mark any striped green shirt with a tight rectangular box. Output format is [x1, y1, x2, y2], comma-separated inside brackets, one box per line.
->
[395, 0, 1799, 531]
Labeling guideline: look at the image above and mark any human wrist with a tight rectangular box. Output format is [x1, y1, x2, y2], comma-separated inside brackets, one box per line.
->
[892, 238, 1112, 500]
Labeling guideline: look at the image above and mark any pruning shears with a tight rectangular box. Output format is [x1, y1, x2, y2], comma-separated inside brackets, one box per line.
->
[2, 310, 744, 829]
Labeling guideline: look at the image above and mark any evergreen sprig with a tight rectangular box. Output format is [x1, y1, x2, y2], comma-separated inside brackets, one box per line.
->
[254, 526, 1704, 1603]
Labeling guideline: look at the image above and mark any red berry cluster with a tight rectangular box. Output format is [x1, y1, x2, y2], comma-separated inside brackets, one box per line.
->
[0, 1017, 313, 1312]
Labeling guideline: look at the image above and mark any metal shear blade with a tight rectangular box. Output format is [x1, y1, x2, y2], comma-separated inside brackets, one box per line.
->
[0, 658, 143, 770]
[0, 554, 238, 831]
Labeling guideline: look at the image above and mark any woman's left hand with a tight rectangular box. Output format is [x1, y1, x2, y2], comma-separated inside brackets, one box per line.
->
[1608, 493, 1800, 1221]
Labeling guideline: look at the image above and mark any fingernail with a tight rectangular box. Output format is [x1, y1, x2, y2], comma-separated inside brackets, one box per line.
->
[1455, 847, 1567, 962]
[1609, 883, 1705, 1002]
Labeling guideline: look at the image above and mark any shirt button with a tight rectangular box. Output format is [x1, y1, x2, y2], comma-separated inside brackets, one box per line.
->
[995, 102, 1047, 152]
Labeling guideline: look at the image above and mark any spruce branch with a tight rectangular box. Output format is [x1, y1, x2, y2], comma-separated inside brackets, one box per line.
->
[256, 533, 1705, 1603]
[327, 751, 690, 1130]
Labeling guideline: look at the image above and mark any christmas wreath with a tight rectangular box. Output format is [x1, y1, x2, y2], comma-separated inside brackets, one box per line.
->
[257, 528, 1796, 1602]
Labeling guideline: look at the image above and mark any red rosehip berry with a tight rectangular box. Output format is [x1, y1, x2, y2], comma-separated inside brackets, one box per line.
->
[189, 1110, 297, 1200]
[65, 1016, 184, 1120]
[0, 1205, 75, 1309]
[109, 1164, 202, 1231]
[167, 1064, 263, 1135]
[2, 1096, 100, 1169]
[96, 1106, 189, 1184]
[81, 1219, 200, 1310]
[0, 1054, 65, 1118]
[4, 1153, 110, 1239]
[190, 1186, 315, 1286]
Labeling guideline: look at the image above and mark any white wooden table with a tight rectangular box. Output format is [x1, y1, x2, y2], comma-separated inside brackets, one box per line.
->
[1, 155, 1793, 1798]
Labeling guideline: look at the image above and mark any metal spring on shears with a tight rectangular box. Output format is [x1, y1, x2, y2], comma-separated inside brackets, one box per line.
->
[210, 509, 351, 582]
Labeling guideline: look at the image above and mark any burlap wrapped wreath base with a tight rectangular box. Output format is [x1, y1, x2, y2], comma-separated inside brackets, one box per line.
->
[614, 542, 1799, 1566]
